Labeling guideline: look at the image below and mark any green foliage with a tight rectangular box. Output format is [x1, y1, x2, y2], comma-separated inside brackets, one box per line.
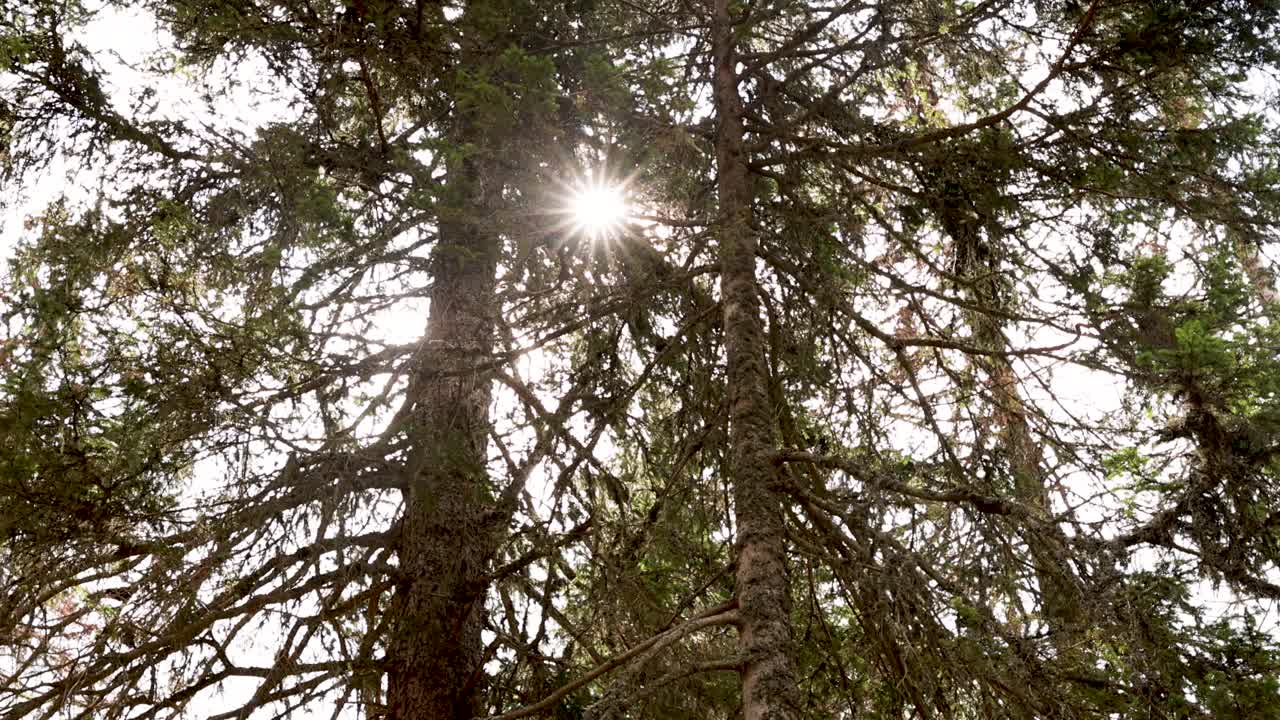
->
[2, 0, 1280, 719]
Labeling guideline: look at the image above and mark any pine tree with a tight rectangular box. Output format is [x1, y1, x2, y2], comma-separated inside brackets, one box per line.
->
[549, 0, 1280, 716]
[1, 0, 625, 717]
[5, 0, 1280, 719]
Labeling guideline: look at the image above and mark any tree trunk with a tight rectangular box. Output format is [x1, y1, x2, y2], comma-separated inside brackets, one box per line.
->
[387, 151, 498, 720]
[709, 2, 802, 718]
[940, 207, 1084, 646]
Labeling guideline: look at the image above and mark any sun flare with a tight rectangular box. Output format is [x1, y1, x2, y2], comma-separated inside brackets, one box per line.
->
[568, 180, 629, 238]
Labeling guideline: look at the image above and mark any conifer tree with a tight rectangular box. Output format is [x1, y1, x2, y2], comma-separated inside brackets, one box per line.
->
[4, 1, 1280, 719]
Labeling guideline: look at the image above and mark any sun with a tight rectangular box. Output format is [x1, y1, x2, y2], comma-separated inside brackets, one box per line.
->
[567, 179, 630, 239]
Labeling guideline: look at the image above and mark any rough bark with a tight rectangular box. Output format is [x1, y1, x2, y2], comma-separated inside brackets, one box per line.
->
[387, 151, 499, 720]
[709, 2, 802, 718]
